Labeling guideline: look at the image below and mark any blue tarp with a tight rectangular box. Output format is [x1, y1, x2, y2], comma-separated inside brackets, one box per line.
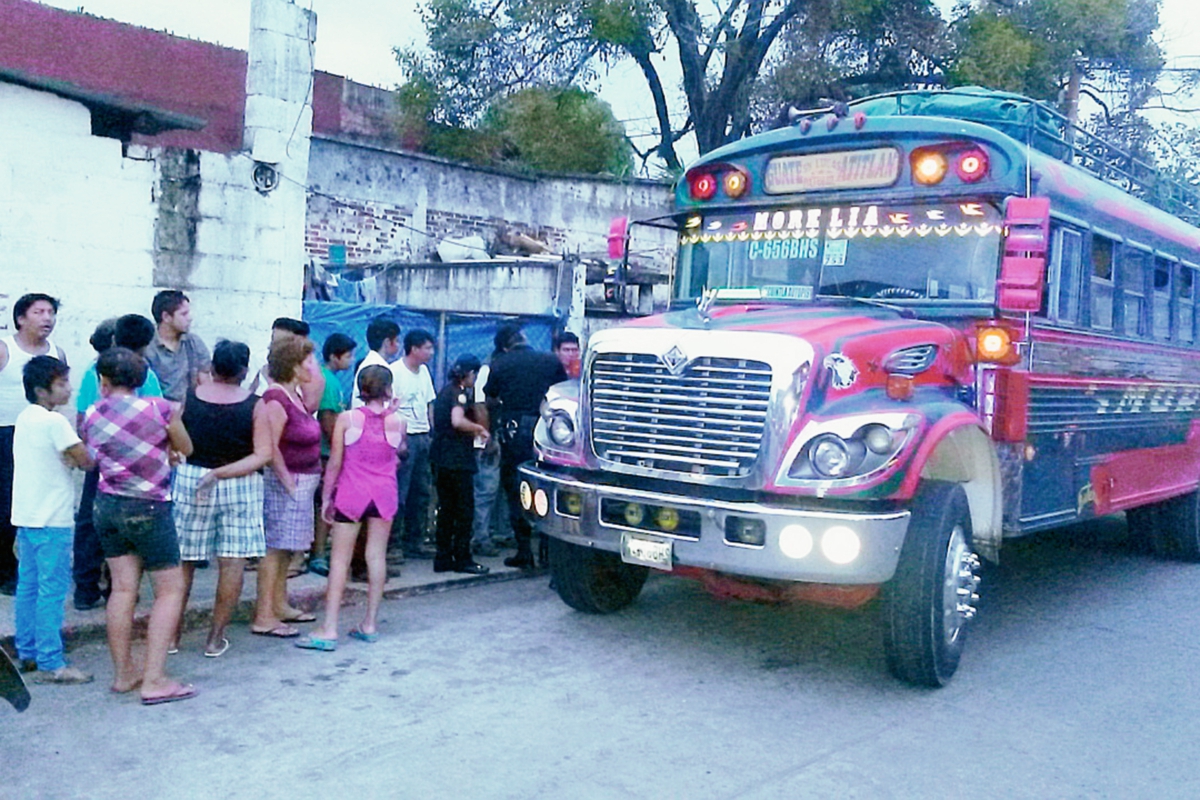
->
[302, 301, 558, 400]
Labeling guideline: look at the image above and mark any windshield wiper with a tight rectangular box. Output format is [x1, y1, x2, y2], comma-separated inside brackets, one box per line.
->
[819, 294, 917, 318]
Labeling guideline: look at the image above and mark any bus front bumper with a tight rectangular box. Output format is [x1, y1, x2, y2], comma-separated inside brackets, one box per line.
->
[517, 464, 911, 584]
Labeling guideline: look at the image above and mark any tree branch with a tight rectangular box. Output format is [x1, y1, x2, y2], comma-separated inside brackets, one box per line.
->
[628, 45, 683, 171]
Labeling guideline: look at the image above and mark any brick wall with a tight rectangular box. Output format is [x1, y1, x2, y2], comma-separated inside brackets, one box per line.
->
[305, 194, 415, 265]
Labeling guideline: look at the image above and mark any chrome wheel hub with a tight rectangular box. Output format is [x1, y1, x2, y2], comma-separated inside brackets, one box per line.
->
[942, 524, 981, 645]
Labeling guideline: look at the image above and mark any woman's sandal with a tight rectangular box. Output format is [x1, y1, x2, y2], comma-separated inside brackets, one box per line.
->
[294, 635, 336, 652]
[348, 627, 378, 644]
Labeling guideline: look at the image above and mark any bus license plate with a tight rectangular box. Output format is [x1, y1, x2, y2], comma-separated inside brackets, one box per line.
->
[621, 533, 673, 571]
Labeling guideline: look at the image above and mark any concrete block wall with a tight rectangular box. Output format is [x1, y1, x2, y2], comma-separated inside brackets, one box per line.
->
[305, 137, 676, 270]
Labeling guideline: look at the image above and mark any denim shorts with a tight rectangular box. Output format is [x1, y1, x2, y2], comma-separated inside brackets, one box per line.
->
[94, 492, 181, 571]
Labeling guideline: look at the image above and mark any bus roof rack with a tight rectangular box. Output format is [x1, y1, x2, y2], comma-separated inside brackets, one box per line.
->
[848, 87, 1200, 227]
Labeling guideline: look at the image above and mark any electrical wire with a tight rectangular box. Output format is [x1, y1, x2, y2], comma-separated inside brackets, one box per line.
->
[246, 150, 667, 256]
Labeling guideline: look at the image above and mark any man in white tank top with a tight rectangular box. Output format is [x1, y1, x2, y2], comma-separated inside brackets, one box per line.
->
[0, 294, 67, 595]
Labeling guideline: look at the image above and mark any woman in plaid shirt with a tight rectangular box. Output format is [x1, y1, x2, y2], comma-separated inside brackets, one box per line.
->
[84, 347, 196, 705]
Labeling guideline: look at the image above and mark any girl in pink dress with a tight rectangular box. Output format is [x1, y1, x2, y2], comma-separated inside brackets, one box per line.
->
[298, 366, 405, 651]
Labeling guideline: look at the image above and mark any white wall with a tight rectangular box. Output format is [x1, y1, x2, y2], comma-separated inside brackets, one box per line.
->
[0, 81, 303, 381]
[0, 0, 315, 379]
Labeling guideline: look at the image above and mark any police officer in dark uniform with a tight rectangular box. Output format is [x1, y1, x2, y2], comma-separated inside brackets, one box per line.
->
[484, 323, 567, 569]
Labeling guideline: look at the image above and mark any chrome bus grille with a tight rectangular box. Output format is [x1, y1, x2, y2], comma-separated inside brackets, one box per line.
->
[589, 353, 773, 477]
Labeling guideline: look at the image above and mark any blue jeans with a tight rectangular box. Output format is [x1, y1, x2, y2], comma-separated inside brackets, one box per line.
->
[392, 432, 432, 552]
[14, 526, 73, 671]
[72, 468, 105, 605]
[472, 447, 501, 546]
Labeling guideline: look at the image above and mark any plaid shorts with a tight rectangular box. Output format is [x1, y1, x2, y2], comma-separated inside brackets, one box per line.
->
[172, 464, 267, 561]
[263, 470, 320, 552]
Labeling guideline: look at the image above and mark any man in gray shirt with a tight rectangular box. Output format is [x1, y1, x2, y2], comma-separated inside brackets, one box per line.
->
[144, 290, 211, 403]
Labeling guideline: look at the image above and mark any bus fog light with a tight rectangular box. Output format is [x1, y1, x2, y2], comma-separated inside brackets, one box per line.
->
[821, 526, 861, 564]
[725, 516, 766, 546]
[624, 503, 645, 526]
[519, 481, 533, 511]
[779, 524, 814, 559]
[533, 489, 549, 517]
[557, 491, 583, 516]
[655, 507, 680, 532]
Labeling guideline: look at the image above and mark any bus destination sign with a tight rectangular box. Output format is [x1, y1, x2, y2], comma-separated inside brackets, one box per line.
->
[764, 148, 901, 194]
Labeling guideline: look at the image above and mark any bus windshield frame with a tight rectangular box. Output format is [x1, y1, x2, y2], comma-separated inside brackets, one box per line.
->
[672, 199, 1004, 308]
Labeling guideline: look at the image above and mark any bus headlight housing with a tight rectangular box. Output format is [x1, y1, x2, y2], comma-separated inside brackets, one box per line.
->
[535, 381, 582, 463]
[785, 414, 918, 483]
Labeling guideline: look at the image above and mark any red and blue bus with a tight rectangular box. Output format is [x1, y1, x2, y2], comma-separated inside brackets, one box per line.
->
[516, 87, 1200, 686]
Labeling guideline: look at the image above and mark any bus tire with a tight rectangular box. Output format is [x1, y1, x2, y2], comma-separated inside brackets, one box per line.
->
[1124, 505, 1159, 554]
[549, 537, 649, 614]
[882, 481, 981, 687]
[1152, 491, 1200, 562]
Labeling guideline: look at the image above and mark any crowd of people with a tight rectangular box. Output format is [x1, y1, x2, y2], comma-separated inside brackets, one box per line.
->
[1, 290, 577, 705]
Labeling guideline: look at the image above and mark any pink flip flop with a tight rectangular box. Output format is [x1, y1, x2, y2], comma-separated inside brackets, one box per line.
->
[141, 684, 198, 706]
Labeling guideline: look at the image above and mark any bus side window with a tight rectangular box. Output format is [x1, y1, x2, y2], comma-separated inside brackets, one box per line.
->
[1118, 246, 1147, 338]
[1090, 235, 1115, 331]
[1180, 265, 1197, 344]
[1152, 257, 1173, 341]
[1048, 226, 1082, 323]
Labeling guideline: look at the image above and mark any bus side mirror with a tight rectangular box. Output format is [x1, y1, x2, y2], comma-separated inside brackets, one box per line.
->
[997, 197, 1051, 312]
[607, 216, 630, 260]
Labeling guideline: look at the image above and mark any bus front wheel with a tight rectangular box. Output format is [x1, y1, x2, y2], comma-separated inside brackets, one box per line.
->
[882, 481, 981, 687]
[549, 537, 649, 614]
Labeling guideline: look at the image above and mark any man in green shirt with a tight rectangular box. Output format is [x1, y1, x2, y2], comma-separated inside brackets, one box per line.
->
[309, 332, 357, 577]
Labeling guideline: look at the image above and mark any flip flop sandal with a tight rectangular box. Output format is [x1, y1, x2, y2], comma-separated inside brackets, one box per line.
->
[203, 638, 231, 658]
[250, 624, 300, 638]
[141, 684, 198, 706]
[294, 636, 337, 652]
[281, 612, 317, 623]
[348, 627, 379, 644]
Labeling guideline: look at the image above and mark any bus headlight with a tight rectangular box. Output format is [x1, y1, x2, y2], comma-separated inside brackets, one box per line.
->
[547, 412, 575, 447]
[809, 434, 865, 478]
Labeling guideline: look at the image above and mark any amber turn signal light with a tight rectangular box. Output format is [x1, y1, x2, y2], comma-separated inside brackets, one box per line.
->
[723, 170, 749, 198]
[976, 326, 1019, 364]
[886, 374, 914, 400]
[911, 150, 948, 185]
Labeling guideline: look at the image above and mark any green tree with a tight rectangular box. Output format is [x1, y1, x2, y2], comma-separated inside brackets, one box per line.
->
[753, 0, 947, 121]
[947, 0, 1164, 109]
[399, 0, 834, 170]
[483, 87, 633, 175]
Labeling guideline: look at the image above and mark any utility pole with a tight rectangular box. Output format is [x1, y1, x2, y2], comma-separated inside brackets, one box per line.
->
[1063, 58, 1083, 127]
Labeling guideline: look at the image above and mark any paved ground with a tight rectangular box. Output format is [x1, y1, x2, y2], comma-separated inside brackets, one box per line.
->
[0, 547, 532, 647]
[4, 516, 1200, 799]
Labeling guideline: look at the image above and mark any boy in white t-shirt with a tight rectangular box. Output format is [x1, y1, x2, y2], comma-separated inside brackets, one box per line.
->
[12, 356, 95, 684]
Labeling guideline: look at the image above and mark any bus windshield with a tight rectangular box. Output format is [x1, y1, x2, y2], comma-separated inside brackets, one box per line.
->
[674, 200, 1003, 305]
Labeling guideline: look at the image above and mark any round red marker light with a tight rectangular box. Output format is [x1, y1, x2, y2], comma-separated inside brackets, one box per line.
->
[689, 173, 717, 201]
[956, 149, 989, 182]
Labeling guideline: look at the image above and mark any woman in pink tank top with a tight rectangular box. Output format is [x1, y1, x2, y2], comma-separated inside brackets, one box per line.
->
[297, 365, 405, 651]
